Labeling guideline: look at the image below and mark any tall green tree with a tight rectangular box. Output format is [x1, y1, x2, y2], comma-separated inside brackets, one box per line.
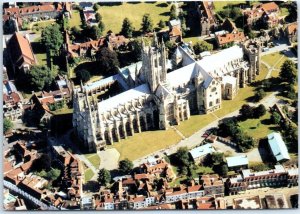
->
[41, 23, 63, 55]
[158, 20, 166, 29]
[3, 118, 13, 133]
[170, 4, 178, 20]
[96, 47, 120, 75]
[76, 69, 91, 83]
[174, 147, 191, 167]
[271, 112, 281, 124]
[121, 18, 134, 38]
[193, 40, 213, 55]
[95, 12, 102, 22]
[141, 13, 153, 33]
[98, 168, 111, 186]
[280, 59, 297, 84]
[119, 158, 133, 175]
[26, 65, 54, 91]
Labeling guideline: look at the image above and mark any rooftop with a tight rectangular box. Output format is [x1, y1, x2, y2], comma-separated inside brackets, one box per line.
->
[267, 132, 290, 162]
[226, 155, 249, 168]
[189, 144, 215, 160]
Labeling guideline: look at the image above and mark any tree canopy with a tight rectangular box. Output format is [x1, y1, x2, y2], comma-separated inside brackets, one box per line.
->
[158, 20, 166, 29]
[76, 69, 91, 84]
[26, 65, 54, 91]
[3, 118, 13, 133]
[280, 59, 297, 84]
[193, 40, 213, 55]
[141, 13, 153, 33]
[170, 4, 178, 20]
[174, 147, 191, 167]
[98, 168, 111, 186]
[121, 18, 134, 38]
[96, 47, 120, 75]
[95, 12, 102, 22]
[41, 23, 63, 55]
[119, 158, 133, 175]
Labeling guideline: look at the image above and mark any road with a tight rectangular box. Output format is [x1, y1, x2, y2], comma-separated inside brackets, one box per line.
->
[133, 92, 280, 167]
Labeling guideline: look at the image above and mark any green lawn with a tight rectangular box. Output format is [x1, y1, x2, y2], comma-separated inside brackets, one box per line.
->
[52, 107, 73, 115]
[112, 129, 182, 161]
[280, 7, 289, 16]
[238, 112, 278, 140]
[256, 63, 269, 81]
[183, 36, 201, 45]
[35, 53, 47, 66]
[261, 52, 288, 69]
[68, 10, 83, 29]
[213, 1, 246, 12]
[32, 36, 48, 66]
[31, 20, 56, 34]
[175, 113, 216, 137]
[86, 154, 101, 169]
[84, 169, 94, 182]
[98, 2, 171, 34]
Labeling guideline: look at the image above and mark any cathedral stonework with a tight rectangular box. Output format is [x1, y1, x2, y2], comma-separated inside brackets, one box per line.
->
[73, 37, 261, 152]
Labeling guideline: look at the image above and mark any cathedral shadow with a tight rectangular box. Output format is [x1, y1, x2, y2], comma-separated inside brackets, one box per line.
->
[156, 2, 169, 7]
[159, 11, 170, 16]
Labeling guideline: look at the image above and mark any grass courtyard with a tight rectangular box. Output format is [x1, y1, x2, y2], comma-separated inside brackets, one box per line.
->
[112, 129, 182, 161]
[97, 2, 172, 34]
[84, 169, 94, 182]
[213, 1, 246, 12]
[261, 52, 288, 70]
[238, 112, 278, 140]
[85, 153, 101, 169]
[68, 10, 83, 29]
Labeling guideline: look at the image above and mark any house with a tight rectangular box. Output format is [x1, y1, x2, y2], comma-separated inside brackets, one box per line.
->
[79, 2, 97, 26]
[233, 195, 262, 209]
[3, 80, 23, 120]
[7, 33, 36, 74]
[265, 194, 288, 209]
[267, 132, 290, 162]
[140, 158, 175, 181]
[189, 144, 216, 163]
[285, 22, 297, 45]
[168, 19, 182, 43]
[200, 174, 224, 196]
[224, 175, 248, 195]
[226, 155, 249, 170]
[242, 165, 288, 189]
[196, 196, 216, 209]
[197, 1, 218, 36]
[216, 32, 245, 48]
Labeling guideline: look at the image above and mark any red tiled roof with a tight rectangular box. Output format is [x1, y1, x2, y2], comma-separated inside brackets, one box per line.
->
[169, 26, 182, 37]
[3, 92, 21, 104]
[8, 33, 36, 67]
[217, 32, 245, 46]
[287, 22, 297, 35]
[261, 2, 279, 13]
[188, 185, 202, 193]
[4, 5, 56, 16]
[197, 203, 215, 209]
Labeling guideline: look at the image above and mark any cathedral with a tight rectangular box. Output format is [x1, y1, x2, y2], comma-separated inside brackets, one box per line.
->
[72, 36, 261, 152]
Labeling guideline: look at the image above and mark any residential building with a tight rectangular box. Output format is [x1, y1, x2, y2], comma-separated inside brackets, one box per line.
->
[285, 22, 297, 45]
[200, 174, 224, 196]
[3, 80, 23, 120]
[197, 1, 218, 36]
[242, 165, 288, 189]
[80, 2, 97, 26]
[226, 155, 249, 170]
[7, 32, 36, 74]
[168, 19, 182, 43]
[189, 143, 216, 163]
[233, 195, 262, 209]
[216, 32, 245, 48]
[267, 132, 290, 162]
[264, 194, 288, 209]
[139, 158, 175, 181]
[224, 175, 248, 195]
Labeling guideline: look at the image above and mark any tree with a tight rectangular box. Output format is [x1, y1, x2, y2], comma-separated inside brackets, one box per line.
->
[71, 26, 81, 39]
[170, 4, 178, 20]
[141, 13, 153, 33]
[158, 20, 166, 29]
[230, 7, 242, 20]
[31, 154, 51, 172]
[219, 163, 228, 177]
[41, 23, 63, 55]
[280, 59, 297, 84]
[121, 18, 134, 38]
[255, 88, 266, 101]
[98, 21, 105, 35]
[89, 25, 102, 39]
[271, 112, 281, 124]
[26, 65, 54, 91]
[239, 104, 254, 119]
[98, 168, 111, 186]
[76, 69, 91, 83]
[3, 118, 13, 134]
[119, 158, 133, 175]
[93, 3, 100, 11]
[217, 119, 239, 137]
[254, 104, 266, 118]
[96, 47, 120, 75]
[211, 152, 224, 166]
[95, 12, 102, 22]
[193, 40, 213, 55]
[47, 168, 61, 181]
[174, 147, 191, 167]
